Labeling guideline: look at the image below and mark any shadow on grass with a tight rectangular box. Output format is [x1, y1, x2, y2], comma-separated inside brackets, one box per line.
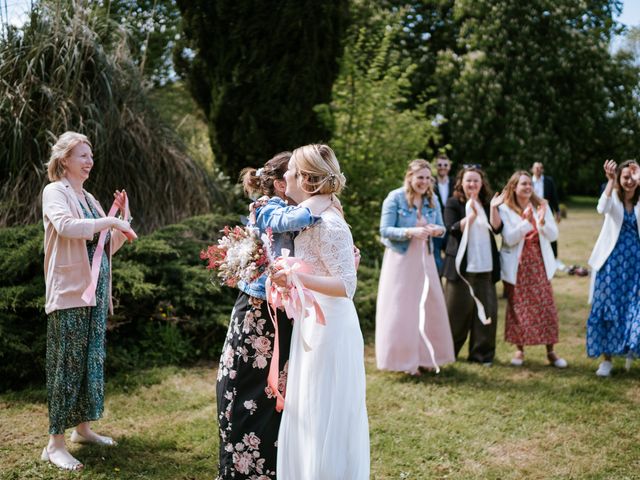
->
[385, 360, 640, 407]
[0, 364, 204, 407]
[2, 436, 215, 480]
[74, 435, 214, 478]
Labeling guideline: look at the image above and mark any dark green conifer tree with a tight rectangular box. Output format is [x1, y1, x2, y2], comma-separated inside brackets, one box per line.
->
[176, 1, 349, 175]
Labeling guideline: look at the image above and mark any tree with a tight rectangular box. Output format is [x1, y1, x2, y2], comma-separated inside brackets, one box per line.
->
[0, 1, 224, 231]
[175, 0, 349, 176]
[97, 0, 182, 84]
[317, 7, 440, 259]
[434, 0, 627, 194]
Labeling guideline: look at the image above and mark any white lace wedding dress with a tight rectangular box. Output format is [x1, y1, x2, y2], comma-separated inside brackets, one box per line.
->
[276, 208, 370, 479]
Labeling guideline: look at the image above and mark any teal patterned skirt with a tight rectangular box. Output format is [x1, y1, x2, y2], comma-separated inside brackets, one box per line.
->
[47, 238, 110, 435]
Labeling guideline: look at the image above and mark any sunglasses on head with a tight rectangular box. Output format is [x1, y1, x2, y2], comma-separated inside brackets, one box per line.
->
[463, 163, 482, 169]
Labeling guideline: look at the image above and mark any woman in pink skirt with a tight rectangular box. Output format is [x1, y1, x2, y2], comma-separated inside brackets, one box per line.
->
[498, 171, 567, 368]
[375, 159, 455, 375]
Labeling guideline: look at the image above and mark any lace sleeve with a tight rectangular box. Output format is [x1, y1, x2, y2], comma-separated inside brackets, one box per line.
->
[318, 216, 358, 299]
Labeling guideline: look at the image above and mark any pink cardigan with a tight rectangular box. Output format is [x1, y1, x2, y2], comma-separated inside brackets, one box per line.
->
[42, 178, 127, 314]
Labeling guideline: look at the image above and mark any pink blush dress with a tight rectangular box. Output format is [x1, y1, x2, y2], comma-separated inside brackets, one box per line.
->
[375, 217, 455, 373]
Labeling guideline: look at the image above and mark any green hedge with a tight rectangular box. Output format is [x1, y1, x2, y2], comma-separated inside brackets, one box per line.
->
[0, 216, 379, 392]
[0, 214, 237, 391]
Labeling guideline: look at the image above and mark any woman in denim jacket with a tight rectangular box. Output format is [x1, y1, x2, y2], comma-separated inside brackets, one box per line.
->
[375, 159, 455, 375]
[216, 152, 322, 480]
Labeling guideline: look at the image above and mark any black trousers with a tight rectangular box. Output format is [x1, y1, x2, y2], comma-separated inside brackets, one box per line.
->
[445, 272, 498, 363]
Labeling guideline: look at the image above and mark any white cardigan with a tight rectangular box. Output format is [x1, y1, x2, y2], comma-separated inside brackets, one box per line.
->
[587, 191, 640, 302]
[498, 203, 558, 285]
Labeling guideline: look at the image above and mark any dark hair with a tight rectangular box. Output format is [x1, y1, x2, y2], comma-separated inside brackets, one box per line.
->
[452, 166, 493, 206]
[240, 151, 292, 198]
[435, 153, 450, 163]
[615, 159, 640, 205]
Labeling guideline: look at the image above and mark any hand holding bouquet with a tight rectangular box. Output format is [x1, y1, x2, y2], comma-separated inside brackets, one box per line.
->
[200, 226, 273, 287]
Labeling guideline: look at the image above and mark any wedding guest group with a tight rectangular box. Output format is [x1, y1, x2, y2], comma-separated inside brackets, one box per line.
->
[375, 159, 455, 375]
[41, 132, 134, 471]
[40, 127, 637, 479]
[586, 160, 640, 377]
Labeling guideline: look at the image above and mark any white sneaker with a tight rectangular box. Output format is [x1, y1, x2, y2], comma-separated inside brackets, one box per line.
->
[596, 360, 613, 377]
[510, 355, 524, 367]
[551, 357, 568, 369]
[625, 354, 634, 372]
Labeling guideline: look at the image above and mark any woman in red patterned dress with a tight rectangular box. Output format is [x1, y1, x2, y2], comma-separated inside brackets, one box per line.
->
[498, 171, 568, 368]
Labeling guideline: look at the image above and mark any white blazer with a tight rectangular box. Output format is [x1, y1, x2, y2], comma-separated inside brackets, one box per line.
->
[498, 203, 558, 285]
[587, 191, 640, 302]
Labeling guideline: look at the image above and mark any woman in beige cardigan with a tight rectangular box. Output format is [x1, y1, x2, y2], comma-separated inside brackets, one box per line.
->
[41, 132, 133, 471]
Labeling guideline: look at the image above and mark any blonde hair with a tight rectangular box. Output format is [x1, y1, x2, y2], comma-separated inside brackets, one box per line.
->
[404, 159, 435, 208]
[46, 131, 92, 182]
[290, 144, 346, 195]
[502, 170, 543, 215]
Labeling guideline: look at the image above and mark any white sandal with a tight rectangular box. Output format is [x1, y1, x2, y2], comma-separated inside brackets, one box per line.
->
[70, 429, 117, 446]
[41, 447, 83, 471]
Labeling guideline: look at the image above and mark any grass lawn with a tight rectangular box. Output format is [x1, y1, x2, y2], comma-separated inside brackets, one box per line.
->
[1, 203, 639, 479]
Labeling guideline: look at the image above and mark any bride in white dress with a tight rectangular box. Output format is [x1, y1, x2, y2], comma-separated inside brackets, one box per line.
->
[273, 144, 370, 480]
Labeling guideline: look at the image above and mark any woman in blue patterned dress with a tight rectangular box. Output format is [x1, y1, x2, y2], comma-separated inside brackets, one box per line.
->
[587, 159, 640, 377]
[41, 132, 134, 471]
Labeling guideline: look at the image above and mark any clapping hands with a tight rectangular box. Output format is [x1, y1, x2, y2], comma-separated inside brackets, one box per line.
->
[490, 192, 505, 209]
[523, 204, 535, 223]
[604, 159, 617, 182]
[425, 224, 445, 237]
[536, 202, 547, 225]
[113, 189, 128, 212]
[407, 224, 444, 240]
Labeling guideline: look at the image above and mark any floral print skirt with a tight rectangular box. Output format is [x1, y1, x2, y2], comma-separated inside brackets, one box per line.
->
[504, 233, 559, 346]
[46, 244, 109, 434]
[216, 292, 292, 480]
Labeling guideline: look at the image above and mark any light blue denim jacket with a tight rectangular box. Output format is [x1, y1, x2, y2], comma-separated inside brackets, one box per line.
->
[238, 197, 320, 299]
[379, 187, 444, 254]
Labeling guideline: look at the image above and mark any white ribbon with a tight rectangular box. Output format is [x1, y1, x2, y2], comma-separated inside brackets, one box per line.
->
[418, 238, 440, 374]
[454, 199, 492, 325]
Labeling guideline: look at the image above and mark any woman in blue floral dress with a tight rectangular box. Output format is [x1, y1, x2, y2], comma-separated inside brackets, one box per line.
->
[587, 159, 640, 377]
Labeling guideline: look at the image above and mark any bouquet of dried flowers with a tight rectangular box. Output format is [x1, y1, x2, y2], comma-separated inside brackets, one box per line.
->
[200, 226, 273, 287]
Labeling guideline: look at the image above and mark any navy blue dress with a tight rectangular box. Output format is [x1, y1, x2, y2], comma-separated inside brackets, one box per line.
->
[587, 209, 640, 357]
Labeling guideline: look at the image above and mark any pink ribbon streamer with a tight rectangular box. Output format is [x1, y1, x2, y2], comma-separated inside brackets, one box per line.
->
[81, 196, 137, 304]
[265, 250, 326, 412]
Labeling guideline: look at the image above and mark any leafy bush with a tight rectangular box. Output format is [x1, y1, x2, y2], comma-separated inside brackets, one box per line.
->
[353, 263, 380, 333]
[0, 213, 239, 392]
[0, 210, 382, 392]
[317, 8, 440, 263]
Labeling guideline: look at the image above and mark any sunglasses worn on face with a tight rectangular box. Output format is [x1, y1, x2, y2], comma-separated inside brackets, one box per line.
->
[437, 163, 449, 167]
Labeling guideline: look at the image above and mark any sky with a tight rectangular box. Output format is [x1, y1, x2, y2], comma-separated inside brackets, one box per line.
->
[619, 0, 640, 27]
[3, 1, 640, 35]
